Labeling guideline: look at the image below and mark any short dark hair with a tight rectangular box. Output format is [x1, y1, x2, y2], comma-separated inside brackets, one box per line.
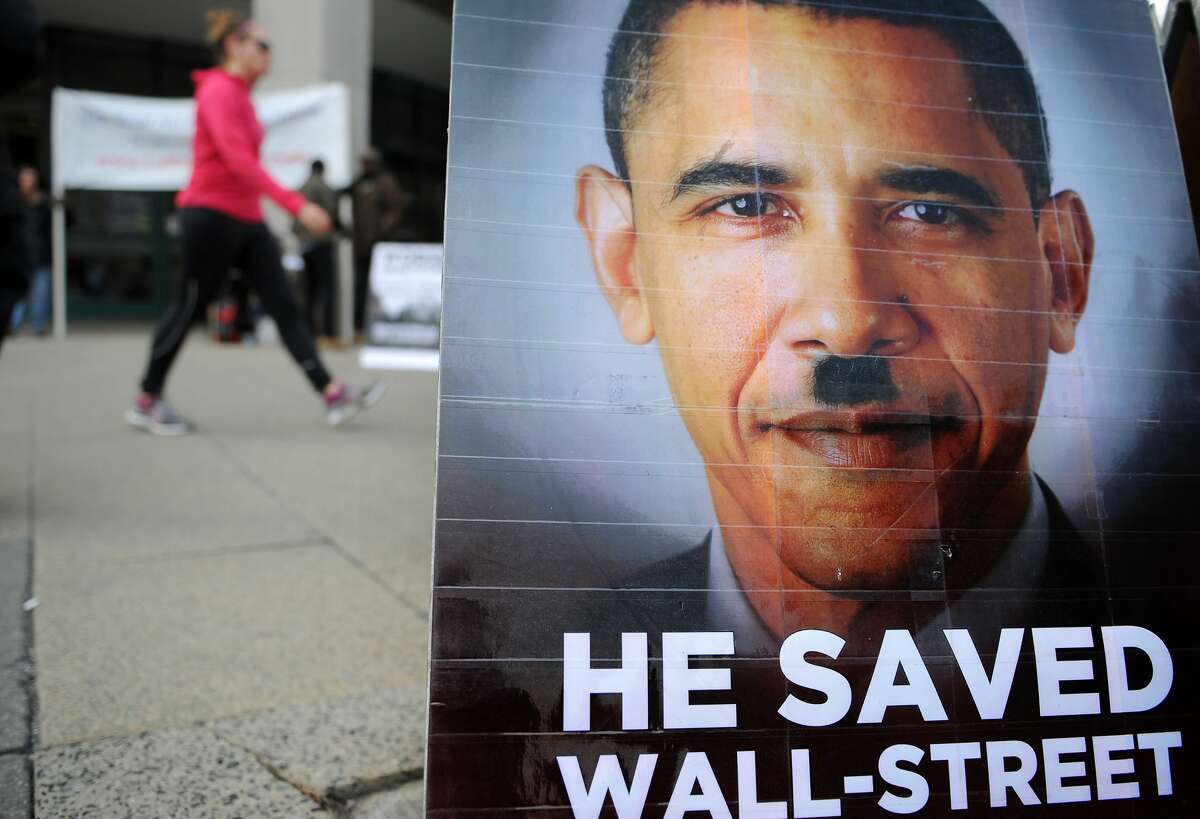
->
[311, 159, 326, 174]
[603, 0, 1051, 210]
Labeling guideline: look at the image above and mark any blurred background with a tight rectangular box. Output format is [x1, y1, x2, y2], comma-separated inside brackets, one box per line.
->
[0, 0, 449, 327]
[1, 2, 459, 817]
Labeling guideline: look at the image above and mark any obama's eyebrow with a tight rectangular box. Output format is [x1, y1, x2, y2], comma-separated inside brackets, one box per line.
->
[667, 159, 793, 205]
[876, 165, 1000, 210]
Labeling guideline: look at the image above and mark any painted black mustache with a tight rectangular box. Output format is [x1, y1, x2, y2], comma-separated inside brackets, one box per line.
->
[812, 355, 899, 407]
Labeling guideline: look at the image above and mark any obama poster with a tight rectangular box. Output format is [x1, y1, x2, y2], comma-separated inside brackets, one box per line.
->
[427, 0, 1200, 815]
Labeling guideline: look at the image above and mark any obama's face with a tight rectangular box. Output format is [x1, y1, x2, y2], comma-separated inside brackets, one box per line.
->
[578, 5, 1093, 592]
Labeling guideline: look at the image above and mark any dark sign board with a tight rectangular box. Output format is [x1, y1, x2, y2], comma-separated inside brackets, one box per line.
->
[429, 0, 1200, 815]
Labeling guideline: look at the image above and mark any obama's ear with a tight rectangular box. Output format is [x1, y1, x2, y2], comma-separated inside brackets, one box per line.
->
[1037, 190, 1094, 354]
[576, 165, 654, 345]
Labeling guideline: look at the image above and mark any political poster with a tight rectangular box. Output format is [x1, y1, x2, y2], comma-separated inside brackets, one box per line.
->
[428, 0, 1200, 815]
[360, 242, 443, 371]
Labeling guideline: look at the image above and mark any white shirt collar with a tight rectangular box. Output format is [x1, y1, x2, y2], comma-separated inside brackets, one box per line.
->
[707, 523, 776, 654]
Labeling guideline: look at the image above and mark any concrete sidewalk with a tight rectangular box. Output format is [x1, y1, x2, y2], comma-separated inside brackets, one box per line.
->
[0, 328, 436, 817]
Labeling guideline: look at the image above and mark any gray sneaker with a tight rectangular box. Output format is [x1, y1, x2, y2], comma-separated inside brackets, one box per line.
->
[125, 397, 194, 436]
[325, 381, 386, 427]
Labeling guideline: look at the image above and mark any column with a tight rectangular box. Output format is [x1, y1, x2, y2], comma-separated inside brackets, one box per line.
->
[253, 0, 373, 344]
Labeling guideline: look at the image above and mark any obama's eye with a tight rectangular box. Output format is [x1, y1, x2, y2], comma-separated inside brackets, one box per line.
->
[895, 201, 961, 225]
[712, 192, 787, 218]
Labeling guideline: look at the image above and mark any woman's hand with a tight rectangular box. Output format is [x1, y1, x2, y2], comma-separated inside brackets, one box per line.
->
[297, 202, 332, 238]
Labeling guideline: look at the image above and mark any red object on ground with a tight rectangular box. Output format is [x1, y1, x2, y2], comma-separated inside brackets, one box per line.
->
[214, 297, 241, 343]
[176, 68, 306, 222]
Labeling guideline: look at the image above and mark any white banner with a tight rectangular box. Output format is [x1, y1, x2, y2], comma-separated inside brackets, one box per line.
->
[50, 83, 352, 194]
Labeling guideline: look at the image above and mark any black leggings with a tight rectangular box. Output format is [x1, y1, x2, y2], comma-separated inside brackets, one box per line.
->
[140, 207, 332, 396]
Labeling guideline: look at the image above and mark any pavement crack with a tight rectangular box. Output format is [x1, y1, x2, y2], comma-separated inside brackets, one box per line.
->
[108, 535, 335, 565]
[325, 542, 429, 621]
[327, 767, 423, 802]
[215, 730, 346, 812]
[199, 430, 429, 618]
[322, 769, 425, 819]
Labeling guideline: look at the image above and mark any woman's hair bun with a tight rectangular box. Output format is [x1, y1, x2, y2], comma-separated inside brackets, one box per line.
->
[205, 9, 248, 62]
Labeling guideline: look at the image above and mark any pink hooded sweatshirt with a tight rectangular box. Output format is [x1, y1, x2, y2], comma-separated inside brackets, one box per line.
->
[176, 68, 306, 222]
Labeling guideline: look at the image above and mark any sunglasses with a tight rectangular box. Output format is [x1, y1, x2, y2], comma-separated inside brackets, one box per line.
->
[241, 35, 271, 53]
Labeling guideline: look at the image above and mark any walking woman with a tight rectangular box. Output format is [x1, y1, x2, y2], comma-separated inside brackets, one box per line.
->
[127, 9, 382, 435]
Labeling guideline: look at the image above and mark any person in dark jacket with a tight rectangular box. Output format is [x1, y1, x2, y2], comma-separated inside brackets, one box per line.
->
[294, 158, 339, 341]
[345, 148, 412, 336]
[9, 166, 52, 335]
[0, 0, 40, 353]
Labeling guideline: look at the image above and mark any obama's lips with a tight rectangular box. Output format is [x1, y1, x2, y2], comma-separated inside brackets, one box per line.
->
[755, 407, 967, 469]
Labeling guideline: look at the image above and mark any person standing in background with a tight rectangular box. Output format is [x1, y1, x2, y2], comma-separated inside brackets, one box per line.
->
[9, 166, 52, 336]
[346, 148, 410, 338]
[295, 158, 338, 343]
[127, 8, 383, 434]
[0, 0, 40, 355]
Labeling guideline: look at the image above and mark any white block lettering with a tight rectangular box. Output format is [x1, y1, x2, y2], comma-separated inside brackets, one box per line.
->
[1102, 626, 1173, 714]
[944, 628, 1023, 720]
[778, 630, 852, 727]
[878, 744, 928, 815]
[663, 632, 737, 729]
[557, 754, 657, 819]
[929, 742, 981, 811]
[665, 752, 732, 819]
[986, 740, 1041, 807]
[1031, 627, 1101, 717]
[858, 630, 947, 724]
[563, 632, 648, 731]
